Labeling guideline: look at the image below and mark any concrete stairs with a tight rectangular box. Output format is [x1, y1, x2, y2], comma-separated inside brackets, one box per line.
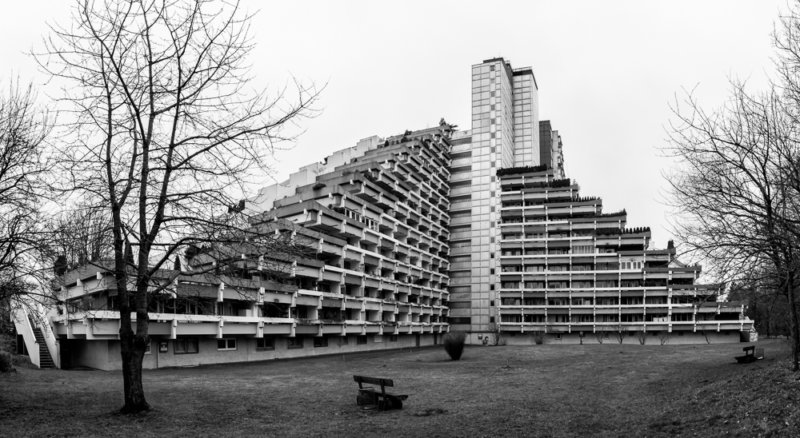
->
[32, 326, 55, 369]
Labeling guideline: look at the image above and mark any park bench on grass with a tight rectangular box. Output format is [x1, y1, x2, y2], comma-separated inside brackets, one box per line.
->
[735, 345, 764, 363]
[353, 375, 408, 410]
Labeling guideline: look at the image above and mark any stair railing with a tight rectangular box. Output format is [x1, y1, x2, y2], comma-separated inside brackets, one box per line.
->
[34, 302, 60, 369]
[11, 304, 40, 367]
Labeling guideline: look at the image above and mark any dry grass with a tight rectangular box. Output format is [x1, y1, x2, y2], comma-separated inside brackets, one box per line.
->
[1, 339, 797, 437]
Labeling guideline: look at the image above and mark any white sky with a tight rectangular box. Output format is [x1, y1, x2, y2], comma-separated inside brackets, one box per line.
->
[0, 0, 786, 251]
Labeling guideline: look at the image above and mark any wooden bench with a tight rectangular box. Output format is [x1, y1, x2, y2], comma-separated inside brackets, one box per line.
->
[735, 345, 759, 363]
[353, 375, 408, 410]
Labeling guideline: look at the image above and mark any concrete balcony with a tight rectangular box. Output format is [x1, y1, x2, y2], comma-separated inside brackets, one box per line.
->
[51, 311, 300, 339]
[496, 319, 749, 334]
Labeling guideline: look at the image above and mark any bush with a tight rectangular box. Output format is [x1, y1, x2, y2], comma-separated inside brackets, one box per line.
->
[443, 331, 466, 360]
[0, 350, 14, 373]
[533, 331, 545, 345]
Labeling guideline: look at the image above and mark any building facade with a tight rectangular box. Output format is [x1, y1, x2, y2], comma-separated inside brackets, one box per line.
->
[16, 126, 454, 370]
[448, 58, 545, 335]
[494, 166, 749, 345]
[13, 57, 753, 370]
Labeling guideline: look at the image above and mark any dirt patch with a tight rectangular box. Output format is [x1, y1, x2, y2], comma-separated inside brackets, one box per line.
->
[412, 407, 448, 417]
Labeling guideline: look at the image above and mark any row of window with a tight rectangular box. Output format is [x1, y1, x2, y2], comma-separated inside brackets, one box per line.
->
[166, 335, 399, 354]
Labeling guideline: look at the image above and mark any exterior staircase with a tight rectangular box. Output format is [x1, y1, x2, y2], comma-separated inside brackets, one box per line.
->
[32, 326, 55, 369]
[12, 304, 59, 369]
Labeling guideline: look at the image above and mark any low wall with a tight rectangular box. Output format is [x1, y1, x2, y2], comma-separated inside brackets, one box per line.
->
[64, 333, 441, 370]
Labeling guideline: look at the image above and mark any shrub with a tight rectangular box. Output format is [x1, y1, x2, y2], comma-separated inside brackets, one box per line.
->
[533, 331, 544, 345]
[0, 350, 14, 373]
[443, 331, 466, 360]
[595, 331, 606, 344]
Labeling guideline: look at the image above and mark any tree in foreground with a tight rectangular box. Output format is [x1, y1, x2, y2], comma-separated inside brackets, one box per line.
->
[38, 0, 318, 412]
[666, 4, 800, 369]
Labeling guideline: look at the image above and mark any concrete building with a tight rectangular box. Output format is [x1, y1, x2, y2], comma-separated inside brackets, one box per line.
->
[494, 165, 750, 345]
[539, 120, 565, 179]
[447, 57, 750, 344]
[13, 57, 753, 369]
[15, 126, 454, 370]
[448, 58, 544, 336]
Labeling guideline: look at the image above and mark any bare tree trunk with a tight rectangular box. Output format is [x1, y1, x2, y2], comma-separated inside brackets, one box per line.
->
[119, 331, 149, 413]
[787, 279, 800, 370]
[121, 278, 151, 412]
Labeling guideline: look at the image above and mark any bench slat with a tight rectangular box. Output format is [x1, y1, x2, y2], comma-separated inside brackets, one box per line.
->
[353, 375, 394, 387]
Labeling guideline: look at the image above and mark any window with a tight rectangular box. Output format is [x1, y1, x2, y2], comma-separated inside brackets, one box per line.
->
[314, 337, 329, 348]
[287, 337, 304, 349]
[174, 338, 199, 354]
[339, 336, 349, 346]
[356, 335, 368, 345]
[449, 317, 471, 325]
[144, 341, 152, 355]
[388, 335, 398, 342]
[217, 338, 237, 351]
[256, 337, 275, 351]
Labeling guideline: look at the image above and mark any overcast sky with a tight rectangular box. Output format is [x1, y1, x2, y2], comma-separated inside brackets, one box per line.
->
[0, 0, 787, 252]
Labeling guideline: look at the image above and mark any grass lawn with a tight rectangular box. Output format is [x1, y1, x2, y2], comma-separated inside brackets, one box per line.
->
[1, 339, 798, 437]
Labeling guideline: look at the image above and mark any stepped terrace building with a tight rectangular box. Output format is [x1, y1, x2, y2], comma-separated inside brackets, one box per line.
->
[494, 166, 751, 344]
[12, 57, 753, 370]
[14, 126, 453, 370]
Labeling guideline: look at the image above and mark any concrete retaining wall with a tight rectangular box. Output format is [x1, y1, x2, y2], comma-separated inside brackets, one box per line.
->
[63, 333, 440, 370]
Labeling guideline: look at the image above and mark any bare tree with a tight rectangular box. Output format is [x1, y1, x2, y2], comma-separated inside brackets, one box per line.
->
[615, 325, 625, 344]
[594, 329, 607, 345]
[38, 0, 318, 412]
[637, 329, 647, 345]
[665, 84, 800, 370]
[0, 82, 50, 304]
[728, 268, 793, 339]
[49, 204, 114, 274]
